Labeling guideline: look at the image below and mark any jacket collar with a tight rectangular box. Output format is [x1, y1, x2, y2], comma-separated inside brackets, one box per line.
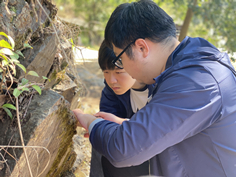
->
[153, 36, 190, 83]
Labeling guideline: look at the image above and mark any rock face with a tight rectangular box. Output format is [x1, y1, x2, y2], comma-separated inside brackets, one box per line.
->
[0, 90, 77, 177]
[24, 34, 59, 84]
[0, 0, 57, 50]
[0, 0, 83, 176]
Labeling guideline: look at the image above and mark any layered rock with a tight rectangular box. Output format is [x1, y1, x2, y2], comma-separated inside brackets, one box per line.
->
[0, 0, 84, 176]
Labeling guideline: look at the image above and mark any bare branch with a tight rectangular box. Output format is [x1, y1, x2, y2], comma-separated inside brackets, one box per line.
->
[16, 97, 33, 177]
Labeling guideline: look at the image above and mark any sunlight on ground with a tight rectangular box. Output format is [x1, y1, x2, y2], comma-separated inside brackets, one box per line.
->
[232, 61, 236, 69]
[74, 47, 98, 63]
[80, 97, 100, 114]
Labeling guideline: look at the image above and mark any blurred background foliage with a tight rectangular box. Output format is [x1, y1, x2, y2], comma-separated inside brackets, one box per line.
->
[53, 0, 236, 60]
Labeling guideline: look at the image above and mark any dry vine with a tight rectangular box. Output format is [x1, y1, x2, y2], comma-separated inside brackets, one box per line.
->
[0, 145, 51, 177]
[15, 97, 33, 177]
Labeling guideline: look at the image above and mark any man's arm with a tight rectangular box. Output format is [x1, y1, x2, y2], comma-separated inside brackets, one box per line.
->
[89, 67, 222, 167]
[73, 109, 98, 131]
[94, 112, 128, 125]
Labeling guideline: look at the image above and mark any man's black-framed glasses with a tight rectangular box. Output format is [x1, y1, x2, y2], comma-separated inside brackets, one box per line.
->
[112, 40, 136, 69]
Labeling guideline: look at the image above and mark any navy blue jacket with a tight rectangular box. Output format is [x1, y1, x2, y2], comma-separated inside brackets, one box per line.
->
[100, 81, 154, 118]
[90, 37, 236, 177]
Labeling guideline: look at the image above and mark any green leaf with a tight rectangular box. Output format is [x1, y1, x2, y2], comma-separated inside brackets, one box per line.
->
[27, 71, 39, 77]
[2, 59, 9, 66]
[24, 43, 33, 49]
[2, 107, 13, 119]
[21, 78, 29, 85]
[0, 32, 15, 49]
[0, 39, 12, 49]
[11, 58, 20, 63]
[70, 38, 75, 50]
[16, 64, 26, 73]
[15, 50, 24, 57]
[13, 88, 22, 98]
[70, 38, 74, 44]
[10, 52, 19, 60]
[0, 54, 8, 61]
[2, 103, 16, 110]
[42, 76, 51, 82]
[32, 85, 41, 95]
[0, 32, 9, 39]
[7, 35, 15, 50]
[22, 87, 30, 92]
[0, 48, 14, 56]
[0, 68, 3, 73]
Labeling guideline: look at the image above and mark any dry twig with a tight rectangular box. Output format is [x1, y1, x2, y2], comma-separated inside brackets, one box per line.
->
[30, 0, 38, 22]
[16, 97, 33, 177]
[0, 145, 51, 177]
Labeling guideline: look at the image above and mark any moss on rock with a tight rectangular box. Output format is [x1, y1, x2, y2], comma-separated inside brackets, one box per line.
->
[46, 103, 77, 177]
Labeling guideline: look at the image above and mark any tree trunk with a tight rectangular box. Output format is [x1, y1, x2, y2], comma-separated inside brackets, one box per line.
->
[178, 0, 198, 42]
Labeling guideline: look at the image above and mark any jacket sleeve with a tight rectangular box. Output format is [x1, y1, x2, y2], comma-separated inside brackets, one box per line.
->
[90, 66, 222, 167]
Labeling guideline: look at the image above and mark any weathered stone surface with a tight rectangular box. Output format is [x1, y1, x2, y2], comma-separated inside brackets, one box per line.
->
[8, 0, 17, 6]
[0, 90, 77, 177]
[54, 74, 81, 110]
[0, 1, 16, 40]
[54, 74, 77, 91]
[69, 91, 81, 110]
[0, 0, 57, 50]
[24, 33, 59, 83]
[76, 65, 104, 97]
[14, 2, 32, 32]
[72, 133, 92, 177]
[0, 0, 84, 176]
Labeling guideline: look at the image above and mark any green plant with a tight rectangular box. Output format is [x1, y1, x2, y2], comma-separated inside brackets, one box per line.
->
[0, 32, 49, 118]
[13, 71, 49, 98]
[0, 103, 16, 119]
[0, 32, 20, 92]
[0, 32, 50, 177]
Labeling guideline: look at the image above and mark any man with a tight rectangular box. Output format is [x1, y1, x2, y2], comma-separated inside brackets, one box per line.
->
[91, 40, 152, 177]
[73, 0, 236, 176]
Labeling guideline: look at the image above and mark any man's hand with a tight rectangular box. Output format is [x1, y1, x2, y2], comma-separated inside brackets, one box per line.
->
[73, 109, 97, 130]
[94, 112, 128, 125]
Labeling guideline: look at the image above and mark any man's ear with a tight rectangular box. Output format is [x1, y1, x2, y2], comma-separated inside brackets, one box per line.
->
[135, 38, 149, 58]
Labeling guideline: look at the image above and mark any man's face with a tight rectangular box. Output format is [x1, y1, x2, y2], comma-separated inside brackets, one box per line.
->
[103, 68, 136, 95]
[112, 38, 180, 85]
[113, 45, 155, 85]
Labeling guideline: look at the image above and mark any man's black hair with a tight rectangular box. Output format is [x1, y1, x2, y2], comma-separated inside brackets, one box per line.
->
[105, 0, 176, 57]
[98, 40, 116, 71]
